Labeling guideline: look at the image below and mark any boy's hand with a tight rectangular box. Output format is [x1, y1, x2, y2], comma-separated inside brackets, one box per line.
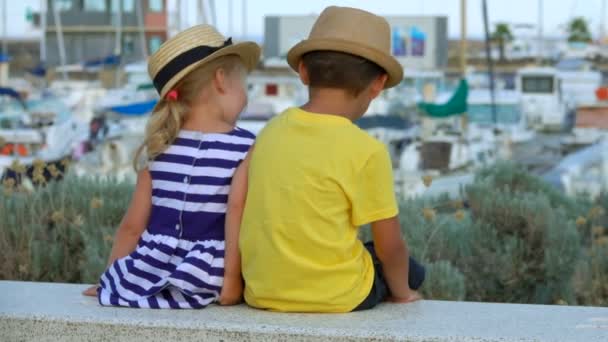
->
[387, 290, 422, 304]
[219, 275, 244, 306]
[82, 285, 99, 297]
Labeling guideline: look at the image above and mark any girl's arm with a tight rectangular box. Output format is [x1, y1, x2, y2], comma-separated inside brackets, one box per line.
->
[105, 169, 153, 265]
[83, 169, 152, 296]
[219, 147, 253, 305]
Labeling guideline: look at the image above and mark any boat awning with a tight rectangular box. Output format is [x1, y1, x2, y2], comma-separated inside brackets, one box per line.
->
[0, 129, 44, 144]
[417, 79, 468, 118]
[0, 87, 26, 109]
[83, 54, 121, 69]
[108, 99, 157, 116]
[27, 63, 47, 78]
[355, 115, 413, 130]
[136, 83, 155, 91]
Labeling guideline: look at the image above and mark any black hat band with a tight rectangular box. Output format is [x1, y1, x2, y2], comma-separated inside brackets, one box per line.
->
[153, 38, 233, 95]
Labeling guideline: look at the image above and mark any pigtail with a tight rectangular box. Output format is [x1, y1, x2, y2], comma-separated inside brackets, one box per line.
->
[133, 100, 187, 171]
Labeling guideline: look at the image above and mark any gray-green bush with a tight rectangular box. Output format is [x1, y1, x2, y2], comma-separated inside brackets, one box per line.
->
[1, 161, 607, 306]
[0, 175, 131, 284]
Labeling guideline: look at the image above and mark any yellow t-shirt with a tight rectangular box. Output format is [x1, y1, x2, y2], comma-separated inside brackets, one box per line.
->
[239, 107, 398, 313]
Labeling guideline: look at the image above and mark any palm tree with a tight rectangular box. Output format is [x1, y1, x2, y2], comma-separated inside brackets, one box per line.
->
[491, 23, 514, 62]
[567, 17, 592, 43]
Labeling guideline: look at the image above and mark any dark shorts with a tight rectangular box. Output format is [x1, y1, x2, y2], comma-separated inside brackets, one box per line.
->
[353, 241, 426, 311]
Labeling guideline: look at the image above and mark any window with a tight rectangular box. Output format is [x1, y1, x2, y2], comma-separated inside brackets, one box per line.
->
[123, 0, 135, 12]
[522, 76, 554, 94]
[123, 35, 135, 56]
[149, 36, 163, 54]
[111, 0, 135, 13]
[84, 0, 107, 12]
[468, 104, 520, 125]
[148, 0, 163, 12]
[265, 84, 278, 96]
[54, 0, 73, 12]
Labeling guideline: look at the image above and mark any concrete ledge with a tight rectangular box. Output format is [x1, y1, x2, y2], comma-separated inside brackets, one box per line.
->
[1, 281, 607, 341]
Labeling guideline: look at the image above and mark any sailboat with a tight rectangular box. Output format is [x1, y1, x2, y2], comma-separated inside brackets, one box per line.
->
[0, 86, 82, 181]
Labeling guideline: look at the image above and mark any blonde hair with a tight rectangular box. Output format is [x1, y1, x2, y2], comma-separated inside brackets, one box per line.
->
[134, 55, 245, 170]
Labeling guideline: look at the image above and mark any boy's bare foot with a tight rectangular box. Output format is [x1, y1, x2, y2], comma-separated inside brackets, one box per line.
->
[82, 285, 99, 297]
[387, 290, 423, 303]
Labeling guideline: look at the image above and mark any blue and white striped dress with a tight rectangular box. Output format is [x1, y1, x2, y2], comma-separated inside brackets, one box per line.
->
[97, 128, 255, 309]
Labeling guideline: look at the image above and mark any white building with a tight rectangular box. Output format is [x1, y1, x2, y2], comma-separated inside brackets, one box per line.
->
[264, 15, 448, 70]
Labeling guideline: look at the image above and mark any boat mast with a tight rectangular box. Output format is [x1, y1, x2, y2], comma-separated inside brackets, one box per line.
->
[242, 0, 247, 39]
[114, 0, 122, 87]
[198, 0, 206, 24]
[536, 0, 543, 65]
[601, 0, 606, 43]
[40, 0, 47, 63]
[175, 0, 181, 33]
[209, 0, 217, 26]
[1, 0, 7, 56]
[228, 0, 233, 37]
[482, 0, 497, 126]
[459, 0, 467, 76]
[52, 0, 68, 80]
[135, 0, 147, 59]
[113, 0, 122, 57]
[459, 0, 469, 134]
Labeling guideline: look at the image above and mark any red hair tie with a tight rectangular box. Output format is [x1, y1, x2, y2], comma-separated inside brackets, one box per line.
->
[166, 90, 179, 101]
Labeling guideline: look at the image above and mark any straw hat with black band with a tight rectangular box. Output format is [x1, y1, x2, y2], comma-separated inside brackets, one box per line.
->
[287, 6, 404, 88]
[148, 24, 261, 101]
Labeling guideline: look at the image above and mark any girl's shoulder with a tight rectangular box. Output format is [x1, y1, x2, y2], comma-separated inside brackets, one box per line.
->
[230, 127, 256, 142]
[173, 128, 255, 144]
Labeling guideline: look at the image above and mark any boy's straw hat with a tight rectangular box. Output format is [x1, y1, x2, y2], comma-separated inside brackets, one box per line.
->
[287, 6, 403, 88]
[148, 25, 261, 98]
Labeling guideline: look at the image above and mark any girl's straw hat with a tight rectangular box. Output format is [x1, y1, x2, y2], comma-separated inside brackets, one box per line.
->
[287, 6, 403, 88]
[148, 25, 261, 98]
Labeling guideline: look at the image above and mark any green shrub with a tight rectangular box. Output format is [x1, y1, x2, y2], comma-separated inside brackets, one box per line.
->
[464, 179, 581, 304]
[423, 260, 466, 301]
[1, 162, 607, 307]
[0, 176, 131, 284]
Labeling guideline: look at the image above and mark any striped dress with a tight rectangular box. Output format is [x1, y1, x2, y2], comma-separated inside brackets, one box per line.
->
[97, 128, 255, 309]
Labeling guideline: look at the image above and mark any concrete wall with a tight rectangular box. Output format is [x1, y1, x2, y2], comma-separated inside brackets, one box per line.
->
[2, 281, 608, 342]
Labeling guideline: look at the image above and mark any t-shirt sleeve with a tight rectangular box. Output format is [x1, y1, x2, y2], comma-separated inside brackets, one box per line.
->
[351, 145, 399, 226]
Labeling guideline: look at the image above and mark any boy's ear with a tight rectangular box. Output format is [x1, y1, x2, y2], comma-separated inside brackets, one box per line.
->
[298, 61, 310, 85]
[369, 74, 388, 99]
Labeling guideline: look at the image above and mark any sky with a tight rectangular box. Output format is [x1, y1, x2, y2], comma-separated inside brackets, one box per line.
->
[2, 0, 606, 40]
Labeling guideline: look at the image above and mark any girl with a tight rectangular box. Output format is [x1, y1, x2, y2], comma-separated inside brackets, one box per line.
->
[82, 25, 260, 309]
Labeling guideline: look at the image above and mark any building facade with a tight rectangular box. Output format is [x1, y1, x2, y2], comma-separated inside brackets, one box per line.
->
[264, 15, 448, 70]
[41, 0, 168, 66]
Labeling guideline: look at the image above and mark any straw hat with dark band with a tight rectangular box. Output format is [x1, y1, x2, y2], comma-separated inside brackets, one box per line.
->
[287, 6, 403, 88]
[148, 25, 261, 99]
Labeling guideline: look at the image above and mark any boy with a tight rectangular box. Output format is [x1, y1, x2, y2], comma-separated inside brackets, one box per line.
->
[228, 6, 425, 312]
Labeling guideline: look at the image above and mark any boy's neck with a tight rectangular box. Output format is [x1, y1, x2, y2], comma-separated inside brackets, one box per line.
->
[300, 88, 364, 121]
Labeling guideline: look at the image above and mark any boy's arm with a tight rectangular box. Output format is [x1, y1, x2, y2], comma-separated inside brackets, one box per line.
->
[371, 216, 420, 303]
[352, 144, 420, 303]
[219, 146, 253, 305]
